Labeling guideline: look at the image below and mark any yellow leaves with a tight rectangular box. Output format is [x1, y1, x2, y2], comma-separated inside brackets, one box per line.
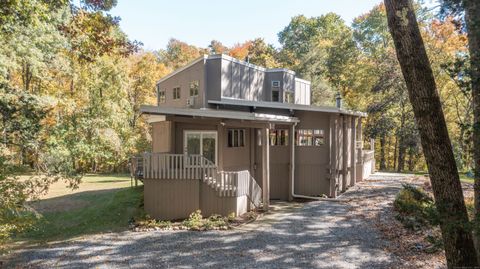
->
[228, 41, 252, 60]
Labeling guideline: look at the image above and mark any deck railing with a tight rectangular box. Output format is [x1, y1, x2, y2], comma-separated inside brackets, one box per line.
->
[131, 153, 261, 203]
[363, 150, 375, 162]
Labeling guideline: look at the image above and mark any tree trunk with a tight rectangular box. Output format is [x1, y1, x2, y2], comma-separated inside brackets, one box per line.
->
[380, 135, 387, 170]
[384, 0, 478, 267]
[398, 102, 407, 172]
[397, 135, 406, 172]
[464, 0, 480, 262]
[393, 135, 398, 170]
[408, 148, 414, 171]
[387, 135, 392, 169]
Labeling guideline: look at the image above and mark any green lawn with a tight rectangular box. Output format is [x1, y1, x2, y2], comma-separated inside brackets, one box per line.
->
[17, 174, 144, 243]
[459, 174, 474, 184]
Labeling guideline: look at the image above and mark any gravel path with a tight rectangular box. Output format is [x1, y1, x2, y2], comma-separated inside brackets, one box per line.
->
[8, 172, 410, 269]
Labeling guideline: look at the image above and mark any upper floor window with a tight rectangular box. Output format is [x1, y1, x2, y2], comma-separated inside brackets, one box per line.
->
[158, 89, 166, 104]
[190, 80, 199, 97]
[270, 129, 289, 146]
[285, 91, 294, 104]
[228, 129, 245, 147]
[271, 80, 281, 102]
[272, 90, 280, 102]
[173, 87, 181, 100]
[296, 129, 325, 146]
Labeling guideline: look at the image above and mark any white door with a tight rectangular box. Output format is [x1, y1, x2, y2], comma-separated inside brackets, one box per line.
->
[184, 131, 217, 164]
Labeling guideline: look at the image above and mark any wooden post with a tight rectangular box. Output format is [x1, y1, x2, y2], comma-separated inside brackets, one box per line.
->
[350, 117, 357, 186]
[288, 124, 295, 201]
[342, 116, 348, 192]
[371, 138, 376, 172]
[329, 115, 337, 198]
[217, 124, 224, 171]
[357, 118, 364, 181]
[261, 127, 270, 211]
[357, 119, 363, 162]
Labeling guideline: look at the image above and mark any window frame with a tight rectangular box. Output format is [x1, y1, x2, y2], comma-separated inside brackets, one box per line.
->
[189, 80, 199, 97]
[269, 129, 289, 146]
[296, 129, 325, 146]
[271, 89, 280, 102]
[271, 80, 281, 102]
[227, 129, 246, 148]
[173, 86, 181, 100]
[284, 91, 294, 104]
[158, 89, 166, 104]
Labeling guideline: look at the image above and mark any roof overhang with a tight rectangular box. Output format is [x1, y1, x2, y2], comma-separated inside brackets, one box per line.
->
[140, 105, 300, 124]
[208, 98, 367, 117]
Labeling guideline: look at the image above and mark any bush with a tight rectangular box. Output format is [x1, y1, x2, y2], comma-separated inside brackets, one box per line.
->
[393, 184, 439, 230]
[182, 210, 203, 230]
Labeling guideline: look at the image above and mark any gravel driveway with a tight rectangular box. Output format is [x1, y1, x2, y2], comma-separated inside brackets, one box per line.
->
[9, 173, 410, 268]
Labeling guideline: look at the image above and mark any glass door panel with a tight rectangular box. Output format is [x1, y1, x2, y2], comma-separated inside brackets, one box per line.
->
[186, 133, 201, 155]
[184, 131, 217, 165]
[202, 133, 216, 164]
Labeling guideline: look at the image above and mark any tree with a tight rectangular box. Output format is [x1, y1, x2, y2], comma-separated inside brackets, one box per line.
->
[208, 40, 228, 55]
[247, 38, 279, 68]
[440, 0, 480, 259]
[279, 13, 358, 106]
[384, 0, 478, 266]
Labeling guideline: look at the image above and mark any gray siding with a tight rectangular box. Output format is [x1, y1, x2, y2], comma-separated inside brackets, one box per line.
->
[157, 59, 206, 109]
[206, 58, 222, 101]
[295, 79, 311, 105]
[294, 111, 331, 196]
[219, 57, 266, 101]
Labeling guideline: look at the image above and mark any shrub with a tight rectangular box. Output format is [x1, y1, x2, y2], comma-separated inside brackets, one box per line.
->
[393, 184, 439, 230]
[182, 210, 203, 230]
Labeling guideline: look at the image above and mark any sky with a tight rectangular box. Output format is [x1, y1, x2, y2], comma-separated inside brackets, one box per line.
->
[110, 0, 387, 51]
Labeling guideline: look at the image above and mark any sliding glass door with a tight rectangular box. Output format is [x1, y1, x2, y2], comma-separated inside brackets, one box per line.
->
[184, 131, 217, 164]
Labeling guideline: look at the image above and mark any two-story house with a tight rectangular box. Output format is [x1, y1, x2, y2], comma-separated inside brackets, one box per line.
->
[135, 54, 375, 220]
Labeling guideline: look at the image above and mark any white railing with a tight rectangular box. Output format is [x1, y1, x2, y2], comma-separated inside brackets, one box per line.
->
[363, 150, 375, 162]
[142, 153, 211, 180]
[135, 153, 261, 202]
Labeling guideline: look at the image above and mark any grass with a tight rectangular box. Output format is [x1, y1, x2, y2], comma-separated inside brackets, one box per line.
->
[378, 170, 474, 184]
[459, 173, 474, 184]
[15, 174, 144, 244]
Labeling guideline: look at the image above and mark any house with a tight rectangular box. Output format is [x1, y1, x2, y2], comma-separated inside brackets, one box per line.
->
[134, 54, 375, 220]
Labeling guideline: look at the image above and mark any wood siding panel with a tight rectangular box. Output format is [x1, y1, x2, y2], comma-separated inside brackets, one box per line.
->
[157, 60, 205, 109]
[143, 179, 200, 220]
[152, 121, 173, 153]
[270, 145, 289, 200]
[294, 111, 331, 197]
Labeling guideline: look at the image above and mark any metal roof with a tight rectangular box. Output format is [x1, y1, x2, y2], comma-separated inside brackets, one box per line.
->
[208, 98, 367, 117]
[140, 105, 300, 123]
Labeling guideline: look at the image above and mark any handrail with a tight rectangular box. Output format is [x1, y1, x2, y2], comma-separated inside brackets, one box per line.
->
[363, 150, 374, 162]
[135, 153, 262, 201]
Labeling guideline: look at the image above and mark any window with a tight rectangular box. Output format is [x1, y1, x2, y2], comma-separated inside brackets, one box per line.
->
[284, 91, 294, 104]
[190, 80, 199, 97]
[228, 129, 245, 147]
[173, 87, 181, 100]
[185, 131, 217, 164]
[158, 89, 166, 104]
[271, 80, 280, 102]
[272, 90, 280, 102]
[296, 129, 325, 146]
[269, 129, 289, 146]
